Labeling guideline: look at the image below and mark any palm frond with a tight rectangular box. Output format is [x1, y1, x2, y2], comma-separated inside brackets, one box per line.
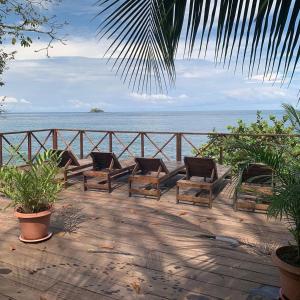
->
[282, 103, 300, 133]
[96, 0, 300, 92]
[96, 0, 181, 93]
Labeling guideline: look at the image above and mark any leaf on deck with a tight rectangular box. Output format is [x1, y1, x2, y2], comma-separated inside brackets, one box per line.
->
[100, 243, 115, 250]
[56, 232, 66, 237]
[88, 243, 115, 252]
[151, 221, 160, 225]
[178, 211, 187, 216]
[131, 281, 141, 294]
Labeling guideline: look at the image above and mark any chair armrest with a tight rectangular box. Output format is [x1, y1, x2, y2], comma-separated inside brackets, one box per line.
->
[65, 163, 93, 173]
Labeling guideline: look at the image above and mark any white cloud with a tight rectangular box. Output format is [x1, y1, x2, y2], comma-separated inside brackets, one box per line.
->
[223, 86, 289, 101]
[1, 96, 18, 103]
[3, 37, 138, 61]
[68, 99, 92, 108]
[0, 96, 31, 104]
[130, 93, 189, 104]
[178, 94, 188, 99]
[249, 73, 283, 84]
[130, 93, 172, 101]
[67, 99, 109, 110]
[180, 68, 225, 79]
[3, 38, 102, 60]
[20, 98, 31, 104]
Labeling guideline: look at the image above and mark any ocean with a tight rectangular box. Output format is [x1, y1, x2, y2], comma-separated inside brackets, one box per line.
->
[0, 110, 286, 162]
[0, 110, 285, 133]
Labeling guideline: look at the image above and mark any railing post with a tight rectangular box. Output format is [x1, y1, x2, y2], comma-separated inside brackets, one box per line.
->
[219, 134, 224, 165]
[52, 129, 58, 149]
[0, 134, 2, 167]
[109, 131, 113, 152]
[27, 131, 32, 162]
[80, 130, 84, 159]
[176, 133, 182, 161]
[141, 132, 144, 157]
[219, 146, 224, 164]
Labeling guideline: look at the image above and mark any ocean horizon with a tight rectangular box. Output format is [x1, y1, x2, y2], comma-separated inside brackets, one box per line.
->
[0, 110, 286, 133]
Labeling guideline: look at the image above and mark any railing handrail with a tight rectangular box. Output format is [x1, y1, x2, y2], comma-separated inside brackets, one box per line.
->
[0, 128, 299, 166]
[0, 128, 300, 137]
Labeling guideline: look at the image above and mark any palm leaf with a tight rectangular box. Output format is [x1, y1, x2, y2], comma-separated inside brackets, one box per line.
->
[96, 0, 300, 92]
[282, 103, 300, 133]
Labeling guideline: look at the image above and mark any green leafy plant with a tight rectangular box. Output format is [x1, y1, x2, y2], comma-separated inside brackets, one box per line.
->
[234, 140, 300, 266]
[198, 111, 298, 172]
[233, 104, 300, 266]
[0, 150, 63, 213]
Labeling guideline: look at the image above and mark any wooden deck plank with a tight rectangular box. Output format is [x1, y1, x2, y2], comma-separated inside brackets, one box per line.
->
[0, 216, 278, 271]
[0, 232, 271, 294]
[0, 181, 288, 299]
[0, 229, 278, 291]
[0, 251, 247, 300]
[58, 191, 287, 242]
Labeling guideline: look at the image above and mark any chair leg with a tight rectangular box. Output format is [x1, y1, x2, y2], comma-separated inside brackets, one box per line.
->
[64, 171, 68, 189]
[128, 180, 132, 197]
[176, 185, 179, 204]
[233, 190, 238, 211]
[209, 188, 213, 209]
[83, 175, 87, 191]
[156, 183, 160, 201]
[108, 175, 112, 193]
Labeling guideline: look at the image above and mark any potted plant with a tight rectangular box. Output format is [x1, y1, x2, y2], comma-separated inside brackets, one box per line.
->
[234, 137, 300, 299]
[0, 150, 63, 242]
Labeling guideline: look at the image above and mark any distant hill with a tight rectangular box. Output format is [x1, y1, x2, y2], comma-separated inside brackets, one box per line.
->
[89, 108, 104, 113]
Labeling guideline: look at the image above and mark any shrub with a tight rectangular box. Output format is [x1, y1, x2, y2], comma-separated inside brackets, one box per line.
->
[199, 111, 298, 172]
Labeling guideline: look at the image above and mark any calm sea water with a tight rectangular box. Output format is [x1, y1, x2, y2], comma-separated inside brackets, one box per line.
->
[0, 110, 285, 132]
[0, 110, 285, 162]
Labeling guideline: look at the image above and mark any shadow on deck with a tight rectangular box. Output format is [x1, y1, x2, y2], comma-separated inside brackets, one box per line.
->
[0, 175, 288, 300]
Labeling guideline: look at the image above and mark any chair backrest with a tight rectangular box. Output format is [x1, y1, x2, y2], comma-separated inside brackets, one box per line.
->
[135, 157, 169, 174]
[90, 152, 122, 171]
[184, 157, 218, 181]
[53, 149, 80, 167]
[242, 163, 272, 184]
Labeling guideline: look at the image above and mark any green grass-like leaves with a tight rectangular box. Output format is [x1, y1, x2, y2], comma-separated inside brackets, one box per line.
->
[0, 150, 63, 213]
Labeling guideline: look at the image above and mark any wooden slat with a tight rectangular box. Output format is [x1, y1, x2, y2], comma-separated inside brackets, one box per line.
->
[177, 193, 210, 205]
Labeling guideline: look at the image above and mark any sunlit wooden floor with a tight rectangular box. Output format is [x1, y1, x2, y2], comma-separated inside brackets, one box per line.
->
[0, 175, 290, 299]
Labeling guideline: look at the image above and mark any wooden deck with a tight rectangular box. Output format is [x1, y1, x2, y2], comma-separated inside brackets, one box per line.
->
[0, 175, 290, 300]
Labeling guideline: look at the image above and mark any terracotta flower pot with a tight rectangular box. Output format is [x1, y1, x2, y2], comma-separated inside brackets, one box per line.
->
[272, 246, 300, 300]
[15, 208, 53, 242]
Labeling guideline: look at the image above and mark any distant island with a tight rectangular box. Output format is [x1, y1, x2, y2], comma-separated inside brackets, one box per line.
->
[89, 108, 104, 113]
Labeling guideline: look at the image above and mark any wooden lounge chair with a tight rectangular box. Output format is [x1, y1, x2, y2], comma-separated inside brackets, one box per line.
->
[83, 152, 135, 193]
[176, 157, 232, 208]
[54, 149, 93, 187]
[233, 163, 273, 212]
[128, 157, 185, 200]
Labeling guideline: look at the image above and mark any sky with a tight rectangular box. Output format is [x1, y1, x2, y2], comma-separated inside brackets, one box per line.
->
[1, 0, 299, 113]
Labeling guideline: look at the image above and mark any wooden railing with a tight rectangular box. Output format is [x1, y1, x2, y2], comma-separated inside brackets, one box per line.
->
[0, 128, 299, 166]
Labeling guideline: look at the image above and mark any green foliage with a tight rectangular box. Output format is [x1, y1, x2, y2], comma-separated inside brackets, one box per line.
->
[0, 96, 6, 113]
[234, 140, 300, 265]
[231, 104, 300, 265]
[199, 111, 298, 172]
[0, 150, 63, 213]
[282, 103, 300, 133]
[0, 0, 65, 86]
